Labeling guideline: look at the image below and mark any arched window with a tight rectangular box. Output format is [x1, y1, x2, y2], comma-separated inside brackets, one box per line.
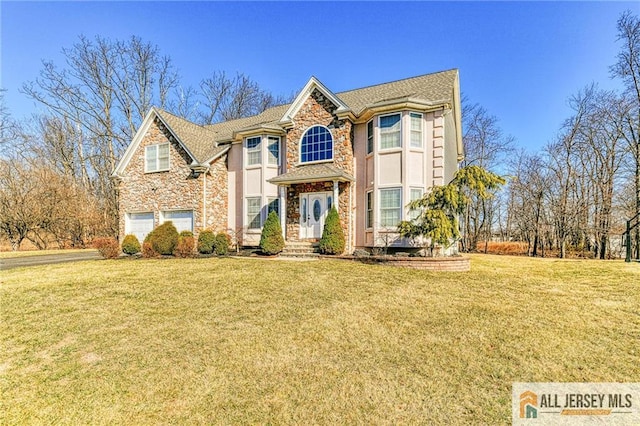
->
[300, 125, 333, 163]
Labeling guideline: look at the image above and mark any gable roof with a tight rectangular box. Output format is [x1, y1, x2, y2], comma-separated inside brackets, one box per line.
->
[114, 69, 462, 175]
[205, 69, 460, 142]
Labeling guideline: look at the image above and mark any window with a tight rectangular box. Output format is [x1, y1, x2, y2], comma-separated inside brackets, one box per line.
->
[366, 191, 373, 229]
[410, 113, 423, 148]
[161, 210, 194, 233]
[246, 137, 261, 166]
[300, 126, 333, 163]
[246, 197, 261, 229]
[145, 143, 170, 172]
[367, 120, 374, 154]
[267, 136, 280, 165]
[379, 114, 401, 149]
[408, 188, 424, 220]
[267, 197, 279, 219]
[379, 188, 401, 227]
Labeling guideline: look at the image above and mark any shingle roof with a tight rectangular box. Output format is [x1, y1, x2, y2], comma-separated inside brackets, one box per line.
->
[268, 163, 355, 184]
[154, 69, 458, 163]
[154, 108, 228, 162]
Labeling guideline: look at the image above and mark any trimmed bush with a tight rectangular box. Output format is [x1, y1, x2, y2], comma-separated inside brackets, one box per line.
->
[319, 207, 345, 255]
[121, 234, 141, 255]
[213, 232, 230, 255]
[174, 231, 195, 258]
[259, 211, 284, 255]
[197, 229, 216, 254]
[93, 237, 120, 259]
[142, 241, 159, 258]
[147, 221, 179, 255]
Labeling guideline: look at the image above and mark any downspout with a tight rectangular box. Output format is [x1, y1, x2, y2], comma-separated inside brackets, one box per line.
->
[349, 181, 353, 254]
[203, 171, 207, 229]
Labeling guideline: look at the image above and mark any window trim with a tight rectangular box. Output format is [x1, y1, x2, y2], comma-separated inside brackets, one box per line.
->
[378, 113, 402, 151]
[299, 125, 334, 164]
[379, 187, 402, 228]
[410, 112, 423, 149]
[365, 191, 373, 229]
[267, 136, 280, 166]
[408, 187, 424, 221]
[246, 197, 262, 230]
[366, 120, 374, 155]
[245, 136, 262, 167]
[267, 197, 280, 219]
[144, 142, 170, 173]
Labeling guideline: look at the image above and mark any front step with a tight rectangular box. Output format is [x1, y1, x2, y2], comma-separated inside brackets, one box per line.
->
[281, 241, 320, 257]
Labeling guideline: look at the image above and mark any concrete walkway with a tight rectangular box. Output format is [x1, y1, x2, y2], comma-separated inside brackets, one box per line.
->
[0, 251, 101, 271]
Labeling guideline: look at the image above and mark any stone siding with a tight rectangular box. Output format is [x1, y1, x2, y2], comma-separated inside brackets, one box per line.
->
[285, 89, 354, 176]
[118, 117, 227, 240]
[285, 181, 351, 245]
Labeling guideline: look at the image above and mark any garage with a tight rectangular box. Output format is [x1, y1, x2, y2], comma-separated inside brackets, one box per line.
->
[161, 210, 194, 233]
[126, 212, 154, 242]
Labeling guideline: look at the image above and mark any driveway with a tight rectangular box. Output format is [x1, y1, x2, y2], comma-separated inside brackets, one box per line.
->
[0, 251, 102, 271]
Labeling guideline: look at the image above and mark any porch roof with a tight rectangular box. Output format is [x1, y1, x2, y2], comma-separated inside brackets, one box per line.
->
[268, 163, 355, 185]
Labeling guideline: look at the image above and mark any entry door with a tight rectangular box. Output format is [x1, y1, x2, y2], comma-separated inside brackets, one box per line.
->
[300, 192, 328, 239]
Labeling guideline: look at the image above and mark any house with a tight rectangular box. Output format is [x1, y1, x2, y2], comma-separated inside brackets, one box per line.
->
[112, 69, 464, 253]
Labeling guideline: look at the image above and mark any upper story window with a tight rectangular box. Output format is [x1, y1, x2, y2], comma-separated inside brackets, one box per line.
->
[300, 125, 333, 163]
[410, 113, 423, 148]
[379, 114, 401, 150]
[145, 143, 170, 173]
[246, 136, 261, 166]
[267, 136, 280, 166]
[366, 120, 374, 155]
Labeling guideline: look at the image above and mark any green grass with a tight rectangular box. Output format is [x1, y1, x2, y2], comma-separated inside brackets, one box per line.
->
[1, 255, 638, 424]
[0, 248, 97, 259]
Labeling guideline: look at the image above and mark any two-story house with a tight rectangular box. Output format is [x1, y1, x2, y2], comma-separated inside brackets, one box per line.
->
[112, 69, 463, 253]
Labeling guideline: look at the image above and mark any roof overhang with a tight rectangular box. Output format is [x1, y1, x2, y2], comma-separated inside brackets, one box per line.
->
[268, 164, 355, 185]
[231, 124, 286, 142]
[355, 97, 449, 123]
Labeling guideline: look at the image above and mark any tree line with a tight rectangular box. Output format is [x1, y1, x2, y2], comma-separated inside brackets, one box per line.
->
[460, 11, 639, 259]
[1, 11, 638, 258]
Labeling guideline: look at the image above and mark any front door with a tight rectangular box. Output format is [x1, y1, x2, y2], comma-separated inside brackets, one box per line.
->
[300, 192, 330, 239]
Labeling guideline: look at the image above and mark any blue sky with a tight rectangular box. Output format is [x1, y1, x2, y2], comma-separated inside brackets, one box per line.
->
[1, 1, 637, 152]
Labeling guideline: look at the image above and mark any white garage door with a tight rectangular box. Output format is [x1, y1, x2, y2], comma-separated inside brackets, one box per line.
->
[126, 212, 154, 242]
[162, 210, 194, 233]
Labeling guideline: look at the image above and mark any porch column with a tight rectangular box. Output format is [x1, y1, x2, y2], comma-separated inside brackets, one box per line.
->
[279, 185, 287, 239]
[333, 180, 339, 213]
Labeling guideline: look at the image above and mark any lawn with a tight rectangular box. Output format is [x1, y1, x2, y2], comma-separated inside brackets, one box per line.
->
[1, 255, 638, 424]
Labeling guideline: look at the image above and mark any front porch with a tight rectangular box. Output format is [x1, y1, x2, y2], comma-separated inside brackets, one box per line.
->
[268, 164, 355, 253]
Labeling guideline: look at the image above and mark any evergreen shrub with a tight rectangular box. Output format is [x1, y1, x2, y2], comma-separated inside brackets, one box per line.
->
[148, 221, 179, 255]
[319, 207, 345, 255]
[213, 232, 230, 255]
[259, 211, 284, 255]
[198, 229, 216, 254]
[121, 234, 141, 255]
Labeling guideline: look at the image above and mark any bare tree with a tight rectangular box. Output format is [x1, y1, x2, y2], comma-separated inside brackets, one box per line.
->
[21, 35, 179, 235]
[460, 99, 514, 252]
[198, 71, 290, 124]
[611, 10, 640, 258]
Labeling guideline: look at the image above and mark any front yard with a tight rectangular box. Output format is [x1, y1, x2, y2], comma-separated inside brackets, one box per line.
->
[1, 255, 638, 424]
